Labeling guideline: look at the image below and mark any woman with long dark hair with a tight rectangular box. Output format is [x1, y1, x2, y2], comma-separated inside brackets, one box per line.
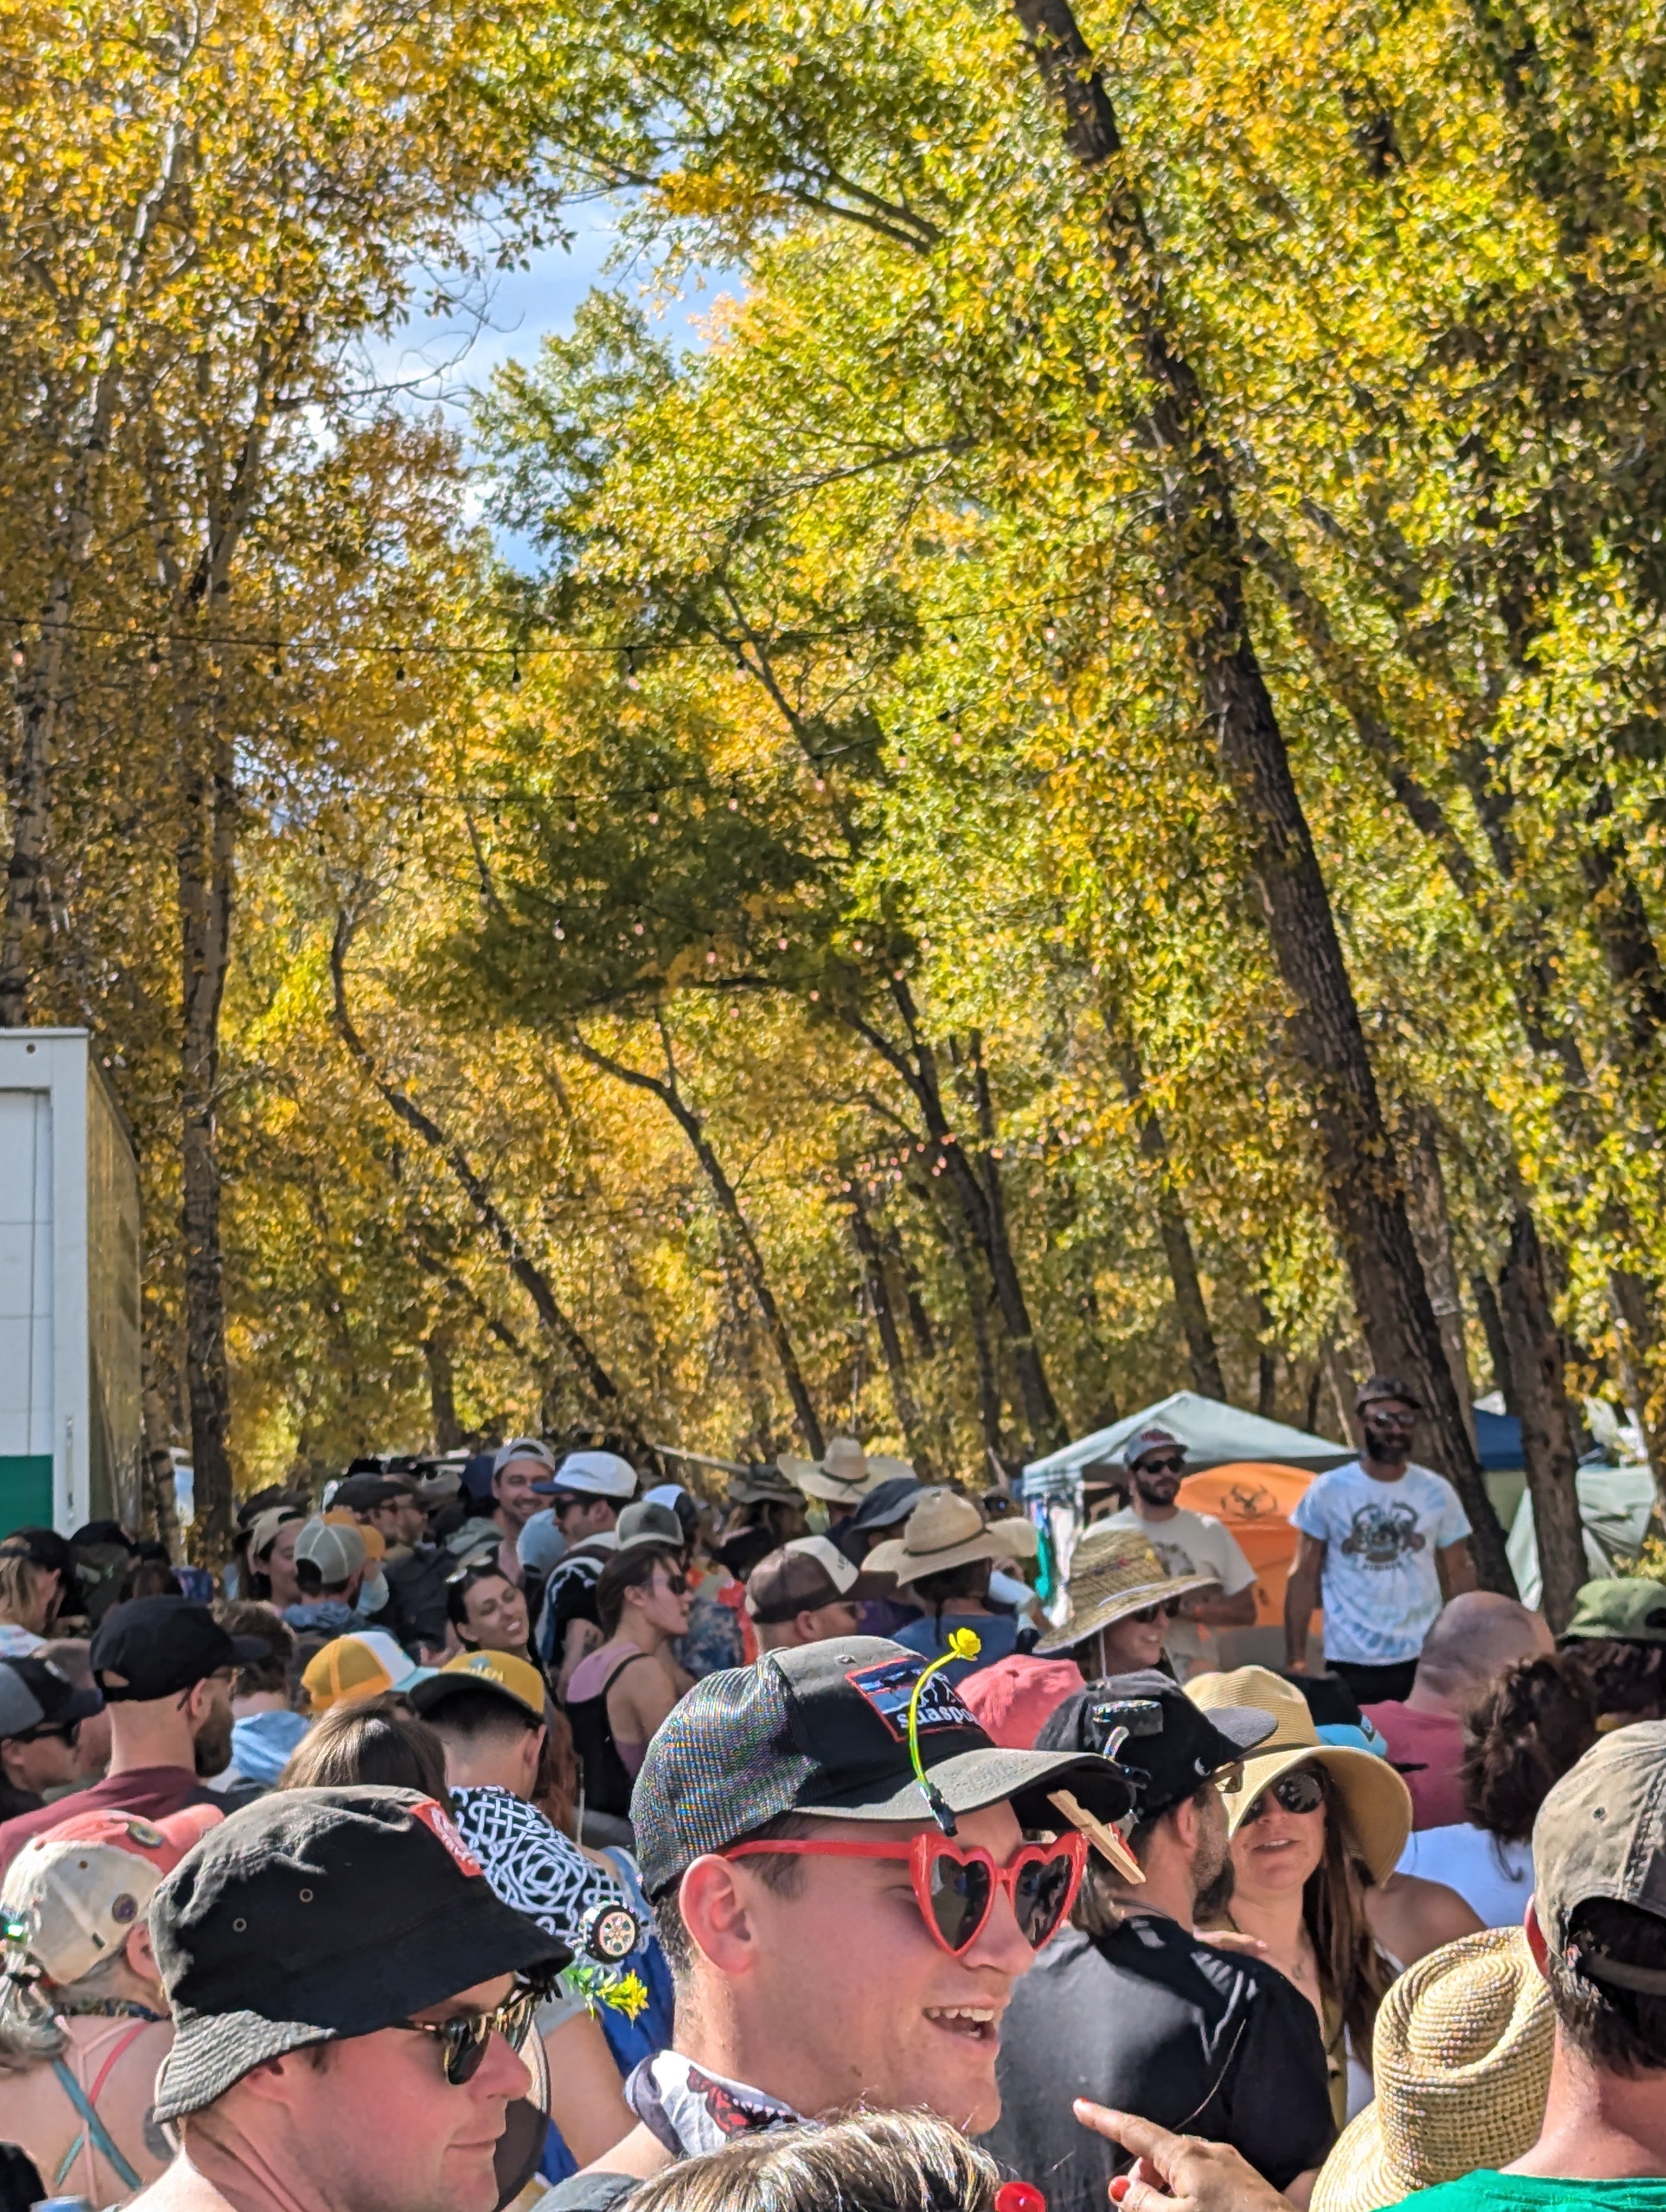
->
[566, 1541, 692, 1822]
[1193, 1667, 1481, 2125]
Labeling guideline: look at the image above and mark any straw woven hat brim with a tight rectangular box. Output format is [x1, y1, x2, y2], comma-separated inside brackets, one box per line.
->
[1034, 1570, 1220, 1654]
[864, 1516, 1039, 1587]
[1221, 1740, 1410, 1886]
[1310, 1928, 1553, 2212]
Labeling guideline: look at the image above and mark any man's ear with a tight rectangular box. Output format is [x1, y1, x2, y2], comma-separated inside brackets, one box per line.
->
[1523, 1899, 1550, 1980]
[677, 1855, 763, 1977]
[1168, 1793, 1200, 1854]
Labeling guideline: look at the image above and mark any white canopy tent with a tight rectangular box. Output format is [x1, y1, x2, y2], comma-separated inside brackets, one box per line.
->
[1021, 1390, 1355, 1499]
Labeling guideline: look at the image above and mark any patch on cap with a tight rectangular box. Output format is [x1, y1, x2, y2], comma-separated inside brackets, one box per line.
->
[122, 1818, 165, 1848]
[409, 1797, 483, 1878]
[846, 1655, 978, 1742]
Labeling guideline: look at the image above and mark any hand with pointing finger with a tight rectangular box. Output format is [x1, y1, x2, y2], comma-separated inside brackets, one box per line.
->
[1071, 2104, 1296, 2212]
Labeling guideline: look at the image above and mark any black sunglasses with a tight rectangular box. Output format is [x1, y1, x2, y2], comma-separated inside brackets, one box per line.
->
[1127, 1600, 1178, 1625]
[394, 1980, 544, 2085]
[1136, 1455, 1187, 1476]
[22, 1721, 79, 1748]
[1241, 1766, 1327, 1822]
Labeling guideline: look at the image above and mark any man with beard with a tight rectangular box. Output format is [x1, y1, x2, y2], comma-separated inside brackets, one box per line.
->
[979, 1674, 1335, 2212]
[1286, 1378, 1477, 1705]
[0, 1599, 266, 1869]
[1100, 1430, 1258, 1678]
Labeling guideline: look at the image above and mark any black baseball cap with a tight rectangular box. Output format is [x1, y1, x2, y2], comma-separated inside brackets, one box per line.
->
[631, 1634, 1136, 1898]
[0, 1655, 103, 1740]
[150, 1786, 569, 2120]
[331, 1474, 416, 1513]
[89, 1596, 270, 1703]
[1036, 1669, 1278, 1823]
[1356, 1375, 1422, 1412]
[0, 1527, 74, 1579]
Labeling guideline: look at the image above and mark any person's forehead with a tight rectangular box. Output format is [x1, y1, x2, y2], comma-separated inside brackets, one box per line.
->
[497, 1457, 543, 1480]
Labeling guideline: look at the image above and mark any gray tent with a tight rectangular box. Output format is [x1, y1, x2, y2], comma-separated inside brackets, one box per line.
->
[1022, 1390, 1354, 1499]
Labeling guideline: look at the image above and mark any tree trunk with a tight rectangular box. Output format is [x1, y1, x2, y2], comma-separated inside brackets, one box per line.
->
[1497, 1208, 1585, 1630]
[177, 709, 237, 1568]
[844, 1178, 935, 1476]
[422, 1331, 464, 1451]
[1255, 1296, 1278, 1419]
[842, 989, 1066, 1458]
[1010, 0, 1510, 1588]
[330, 915, 644, 1450]
[1104, 1011, 1226, 1398]
[1401, 1109, 1477, 1445]
[965, 1037, 1067, 1452]
[566, 1021, 825, 1456]
[1471, 1269, 1520, 1413]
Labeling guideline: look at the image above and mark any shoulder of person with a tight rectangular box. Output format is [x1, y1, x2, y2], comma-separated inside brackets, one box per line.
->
[537, 2175, 644, 2212]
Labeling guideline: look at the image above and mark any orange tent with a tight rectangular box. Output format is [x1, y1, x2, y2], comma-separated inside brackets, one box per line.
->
[1175, 1461, 1319, 1629]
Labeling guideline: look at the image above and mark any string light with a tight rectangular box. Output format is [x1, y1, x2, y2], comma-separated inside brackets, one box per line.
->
[9, 641, 23, 670]
[623, 647, 640, 690]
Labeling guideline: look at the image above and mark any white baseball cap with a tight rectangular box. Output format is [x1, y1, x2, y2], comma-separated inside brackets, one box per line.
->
[534, 1449, 637, 1500]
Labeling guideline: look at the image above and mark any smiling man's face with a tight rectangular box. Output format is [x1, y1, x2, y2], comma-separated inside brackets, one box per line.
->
[738, 1801, 1037, 2132]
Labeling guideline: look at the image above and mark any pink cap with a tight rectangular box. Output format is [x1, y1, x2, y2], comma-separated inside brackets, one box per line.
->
[959, 1654, 1085, 1750]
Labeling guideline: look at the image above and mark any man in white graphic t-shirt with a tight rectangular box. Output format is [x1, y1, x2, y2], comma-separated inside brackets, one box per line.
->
[1100, 1429, 1258, 1679]
[1285, 1377, 1477, 1705]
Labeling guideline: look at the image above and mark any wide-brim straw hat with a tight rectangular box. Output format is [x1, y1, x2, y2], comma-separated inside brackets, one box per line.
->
[1310, 1927, 1553, 2212]
[1034, 1525, 1219, 1655]
[780, 1436, 916, 1508]
[864, 1490, 1039, 1586]
[1189, 1664, 1412, 1883]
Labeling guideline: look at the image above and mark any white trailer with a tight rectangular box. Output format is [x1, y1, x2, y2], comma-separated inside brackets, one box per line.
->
[0, 1028, 143, 1535]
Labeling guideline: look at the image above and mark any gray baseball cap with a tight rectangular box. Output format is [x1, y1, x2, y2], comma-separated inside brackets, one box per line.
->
[630, 1634, 1134, 1898]
[1533, 1719, 1666, 1960]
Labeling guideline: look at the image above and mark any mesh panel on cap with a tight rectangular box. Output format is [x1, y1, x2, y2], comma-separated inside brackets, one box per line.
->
[634, 1660, 814, 1895]
[305, 1637, 392, 1710]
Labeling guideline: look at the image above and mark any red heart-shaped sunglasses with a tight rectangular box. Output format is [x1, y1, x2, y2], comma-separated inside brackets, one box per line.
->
[724, 1829, 1087, 1957]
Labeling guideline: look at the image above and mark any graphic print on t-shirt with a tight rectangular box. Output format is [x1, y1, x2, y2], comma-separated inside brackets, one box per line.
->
[1338, 1499, 1426, 1567]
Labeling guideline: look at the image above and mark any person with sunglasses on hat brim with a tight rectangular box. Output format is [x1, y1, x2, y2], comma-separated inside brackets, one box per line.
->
[1099, 1431, 1259, 1677]
[123, 1786, 569, 2212]
[1286, 1379, 1477, 1708]
[542, 1633, 1135, 2211]
[565, 1518, 694, 1830]
[981, 1672, 1335, 2212]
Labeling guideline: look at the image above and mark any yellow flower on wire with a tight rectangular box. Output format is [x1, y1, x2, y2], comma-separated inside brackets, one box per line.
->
[946, 1627, 983, 1663]
[599, 1970, 650, 2023]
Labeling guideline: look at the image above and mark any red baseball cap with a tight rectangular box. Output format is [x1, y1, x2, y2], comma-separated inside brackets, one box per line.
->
[960, 1654, 1086, 1750]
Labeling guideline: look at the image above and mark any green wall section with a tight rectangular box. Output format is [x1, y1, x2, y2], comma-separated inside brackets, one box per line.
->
[0, 1455, 54, 1535]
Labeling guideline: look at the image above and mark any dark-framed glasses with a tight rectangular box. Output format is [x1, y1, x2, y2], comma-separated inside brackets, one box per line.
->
[394, 1978, 546, 2085]
[1240, 1766, 1326, 1823]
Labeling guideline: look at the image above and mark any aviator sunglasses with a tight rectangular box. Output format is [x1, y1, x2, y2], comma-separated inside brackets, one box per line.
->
[725, 1829, 1087, 1958]
[1240, 1766, 1327, 1823]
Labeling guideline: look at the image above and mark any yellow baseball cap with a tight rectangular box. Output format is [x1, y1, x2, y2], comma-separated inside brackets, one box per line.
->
[409, 1647, 547, 1724]
[302, 1630, 434, 1714]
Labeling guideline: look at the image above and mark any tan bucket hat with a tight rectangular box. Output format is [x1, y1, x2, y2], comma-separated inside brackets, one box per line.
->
[1034, 1526, 1219, 1656]
[1310, 1927, 1553, 2212]
[1189, 1664, 1412, 1883]
[864, 1490, 1039, 1585]
[780, 1436, 915, 1508]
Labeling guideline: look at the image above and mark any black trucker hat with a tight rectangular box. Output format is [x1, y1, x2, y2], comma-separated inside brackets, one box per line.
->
[631, 1634, 1135, 1899]
[1037, 1669, 1278, 1823]
[0, 1655, 103, 1740]
[150, 1786, 570, 2120]
[89, 1596, 270, 1703]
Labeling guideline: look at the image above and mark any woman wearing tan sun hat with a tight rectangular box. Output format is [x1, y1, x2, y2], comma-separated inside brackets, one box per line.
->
[1034, 1524, 1220, 1677]
[1190, 1666, 1483, 2126]
[866, 1490, 1040, 1682]
[1309, 1926, 1554, 2212]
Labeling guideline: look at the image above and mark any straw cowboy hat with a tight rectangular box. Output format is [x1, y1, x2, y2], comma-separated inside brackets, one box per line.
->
[864, 1490, 1038, 1586]
[1310, 1927, 1553, 2212]
[1189, 1665, 1412, 1884]
[780, 1436, 917, 1509]
[1034, 1526, 1219, 1657]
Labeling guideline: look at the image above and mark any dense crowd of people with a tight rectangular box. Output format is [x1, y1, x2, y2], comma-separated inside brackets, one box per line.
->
[0, 1375, 1662, 2212]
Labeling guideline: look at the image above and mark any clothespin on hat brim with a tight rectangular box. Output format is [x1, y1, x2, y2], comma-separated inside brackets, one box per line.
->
[1049, 1789, 1144, 1884]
